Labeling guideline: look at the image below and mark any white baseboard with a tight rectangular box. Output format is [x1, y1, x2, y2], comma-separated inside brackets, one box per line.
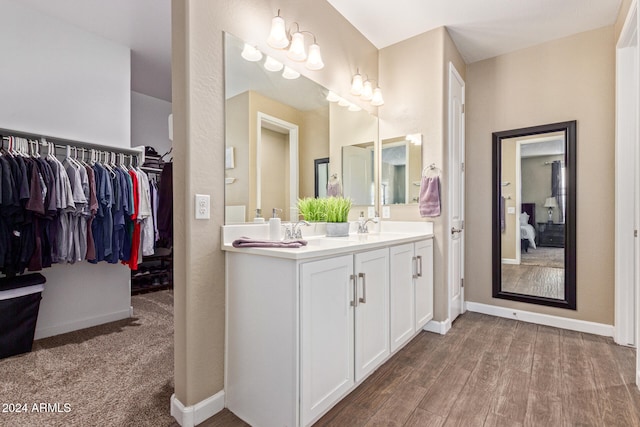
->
[171, 390, 225, 427]
[501, 258, 519, 265]
[423, 318, 451, 335]
[34, 309, 131, 340]
[130, 306, 134, 317]
[466, 302, 614, 337]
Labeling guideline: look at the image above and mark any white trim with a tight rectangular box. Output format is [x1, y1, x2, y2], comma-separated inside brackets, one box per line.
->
[34, 308, 131, 340]
[501, 258, 519, 265]
[170, 391, 225, 427]
[637, 371, 640, 390]
[615, 0, 639, 347]
[466, 302, 614, 337]
[423, 318, 451, 335]
[256, 112, 299, 221]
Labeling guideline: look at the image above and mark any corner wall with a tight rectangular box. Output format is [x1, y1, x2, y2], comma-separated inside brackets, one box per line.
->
[465, 26, 616, 325]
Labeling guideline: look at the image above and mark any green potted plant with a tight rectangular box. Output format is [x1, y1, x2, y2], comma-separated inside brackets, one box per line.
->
[297, 197, 352, 237]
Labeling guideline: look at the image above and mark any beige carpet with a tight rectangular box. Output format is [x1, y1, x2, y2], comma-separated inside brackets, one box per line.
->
[521, 246, 564, 269]
[0, 290, 176, 427]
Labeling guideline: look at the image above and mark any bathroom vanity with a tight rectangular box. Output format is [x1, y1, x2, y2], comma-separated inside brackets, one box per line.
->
[222, 222, 433, 427]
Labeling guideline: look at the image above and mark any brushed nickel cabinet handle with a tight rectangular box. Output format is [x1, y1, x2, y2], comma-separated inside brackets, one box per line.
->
[350, 274, 358, 307]
[358, 272, 366, 304]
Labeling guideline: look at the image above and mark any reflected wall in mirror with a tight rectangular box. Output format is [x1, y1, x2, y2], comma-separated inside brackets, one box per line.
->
[380, 135, 422, 205]
[224, 32, 378, 223]
[492, 121, 576, 309]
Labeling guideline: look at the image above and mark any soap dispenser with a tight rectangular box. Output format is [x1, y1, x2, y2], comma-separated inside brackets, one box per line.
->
[254, 208, 265, 224]
[269, 208, 282, 240]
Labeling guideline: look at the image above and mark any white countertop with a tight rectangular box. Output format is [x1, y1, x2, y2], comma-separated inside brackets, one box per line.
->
[221, 221, 434, 260]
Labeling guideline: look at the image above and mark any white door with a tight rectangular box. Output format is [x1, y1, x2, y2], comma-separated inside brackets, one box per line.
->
[354, 249, 390, 382]
[342, 145, 372, 205]
[414, 239, 434, 330]
[389, 243, 415, 352]
[448, 62, 466, 323]
[300, 255, 354, 426]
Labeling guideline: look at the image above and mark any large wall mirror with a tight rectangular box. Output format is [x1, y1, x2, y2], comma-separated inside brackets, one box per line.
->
[492, 121, 576, 309]
[224, 32, 378, 223]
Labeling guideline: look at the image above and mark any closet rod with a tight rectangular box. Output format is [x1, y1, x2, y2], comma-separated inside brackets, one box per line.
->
[0, 127, 145, 161]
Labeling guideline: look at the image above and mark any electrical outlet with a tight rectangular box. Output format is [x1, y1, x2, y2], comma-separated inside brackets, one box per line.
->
[367, 206, 375, 218]
[195, 194, 210, 219]
[382, 206, 391, 219]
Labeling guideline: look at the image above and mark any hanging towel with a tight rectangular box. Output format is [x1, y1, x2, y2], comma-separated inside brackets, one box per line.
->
[232, 237, 308, 248]
[419, 176, 441, 217]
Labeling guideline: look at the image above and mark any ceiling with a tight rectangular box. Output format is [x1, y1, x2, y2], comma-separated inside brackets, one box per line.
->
[328, 0, 622, 63]
[16, 0, 623, 103]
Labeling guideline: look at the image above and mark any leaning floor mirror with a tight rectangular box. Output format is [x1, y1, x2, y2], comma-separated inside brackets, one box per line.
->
[492, 121, 576, 309]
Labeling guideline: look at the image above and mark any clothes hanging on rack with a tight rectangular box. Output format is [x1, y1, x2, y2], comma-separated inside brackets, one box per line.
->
[0, 134, 149, 275]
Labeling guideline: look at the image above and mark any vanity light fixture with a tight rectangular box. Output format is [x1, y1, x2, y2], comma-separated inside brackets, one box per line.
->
[264, 56, 284, 72]
[337, 97, 350, 107]
[350, 70, 364, 95]
[360, 80, 373, 101]
[267, 10, 289, 49]
[371, 87, 385, 106]
[348, 103, 362, 112]
[282, 66, 300, 79]
[241, 44, 263, 62]
[267, 10, 324, 70]
[326, 91, 340, 102]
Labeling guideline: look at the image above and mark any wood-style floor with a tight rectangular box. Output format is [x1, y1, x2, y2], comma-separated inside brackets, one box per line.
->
[501, 264, 564, 299]
[203, 312, 640, 427]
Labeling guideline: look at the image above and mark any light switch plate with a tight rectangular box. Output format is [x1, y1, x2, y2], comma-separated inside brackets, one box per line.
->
[367, 206, 376, 218]
[507, 207, 516, 214]
[382, 206, 391, 219]
[195, 194, 210, 219]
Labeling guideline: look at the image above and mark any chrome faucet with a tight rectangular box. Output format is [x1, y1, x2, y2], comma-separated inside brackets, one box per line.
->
[285, 220, 310, 239]
[357, 218, 378, 234]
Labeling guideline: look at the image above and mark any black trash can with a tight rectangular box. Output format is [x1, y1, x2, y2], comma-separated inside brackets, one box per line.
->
[0, 273, 46, 359]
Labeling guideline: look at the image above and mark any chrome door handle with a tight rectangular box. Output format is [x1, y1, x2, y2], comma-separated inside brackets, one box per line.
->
[350, 274, 358, 307]
[412, 256, 418, 279]
[358, 272, 366, 304]
[417, 255, 423, 277]
[451, 227, 462, 235]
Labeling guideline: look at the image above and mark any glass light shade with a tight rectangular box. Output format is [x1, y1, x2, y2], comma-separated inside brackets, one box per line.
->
[338, 97, 350, 107]
[241, 44, 262, 62]
[348, 103, 362, 112]
[326, 91, 340, 102]
[287, 32, 307, 61]
[267, 15, 289, 49]
[305, 43, 324, 70]
[351, 73, 363, 95]
[264, 56, 284, 72]
[361, 81, 373, 101]
[282, 66, 300, 79]
[371, 87, 384, 106]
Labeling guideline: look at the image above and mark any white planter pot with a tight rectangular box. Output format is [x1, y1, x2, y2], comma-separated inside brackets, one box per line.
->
[326, 222, 350, 237]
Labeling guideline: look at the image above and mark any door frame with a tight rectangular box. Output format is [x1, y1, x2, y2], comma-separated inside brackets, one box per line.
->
[256, 112, 299, 220]
[447, 62, 466, 325]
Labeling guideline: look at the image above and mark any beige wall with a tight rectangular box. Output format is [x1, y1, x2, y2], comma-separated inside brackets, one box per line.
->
[465, 26, 616, 324]
[172, 0, 378, 407]
[378, 26, 465, 321]
[521, 154, 564, 223]
[225, 92, 250, 218]
[500, 140, 517, 260]
[300, 105, 330, 198]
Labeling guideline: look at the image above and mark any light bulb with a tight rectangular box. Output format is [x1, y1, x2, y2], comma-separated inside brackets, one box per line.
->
[361, 81, 373, 101]
[371, 87, 384, 106]
[348, 103, 362, 112]
[338, 97, 350, 107]
[267, 14, 289, 49]
[264, 56, 284, 72]
[351, 73, 363, 95]
[287, 32, 307, 61]
[241, 44, 262, 62]
[282, 66, 300, 79]
[305, 43, 324, 70]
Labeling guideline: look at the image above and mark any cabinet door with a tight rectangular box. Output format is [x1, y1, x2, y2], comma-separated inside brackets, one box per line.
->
[414, 239, 434, 330]
[300, 255, 354, 426]
[389, 243, 416, 352]
[354, 248, 390, 382]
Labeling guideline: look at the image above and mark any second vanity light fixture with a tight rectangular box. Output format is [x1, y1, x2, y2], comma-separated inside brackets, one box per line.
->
[351, 69, 384, 106]
[267, 10, 325, 71]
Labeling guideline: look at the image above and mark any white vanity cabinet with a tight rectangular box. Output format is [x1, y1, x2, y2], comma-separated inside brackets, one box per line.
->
[300, 248, 389, 425]
[389, 239, 434, 352]
[223, 227, 432, 427]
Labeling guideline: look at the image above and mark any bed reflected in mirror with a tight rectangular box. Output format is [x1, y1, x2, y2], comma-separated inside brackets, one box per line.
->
[492, 121, 576, 309]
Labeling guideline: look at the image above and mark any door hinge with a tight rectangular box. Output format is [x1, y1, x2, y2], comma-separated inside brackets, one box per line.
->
[635, 230, 638, 238]
[461, 278, 464, 288]
[461, 104, 465, 114]
[461, 162, 465, 172]
[461, 220, 465, 230]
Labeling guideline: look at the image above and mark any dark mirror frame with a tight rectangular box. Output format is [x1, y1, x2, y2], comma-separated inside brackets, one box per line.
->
[492, 121, 577, 309]
[314, 157, 330, 198]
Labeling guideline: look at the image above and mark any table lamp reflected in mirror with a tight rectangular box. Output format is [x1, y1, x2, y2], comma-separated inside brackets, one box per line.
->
[544, 196, 558, 223]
